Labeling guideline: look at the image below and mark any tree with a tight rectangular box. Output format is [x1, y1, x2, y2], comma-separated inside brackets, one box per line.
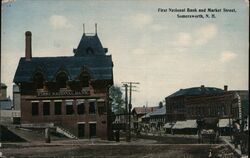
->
[109, 85, 125, 114]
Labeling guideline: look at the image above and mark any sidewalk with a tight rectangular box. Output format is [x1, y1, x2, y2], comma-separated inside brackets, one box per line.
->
[220, 136, 248, 158]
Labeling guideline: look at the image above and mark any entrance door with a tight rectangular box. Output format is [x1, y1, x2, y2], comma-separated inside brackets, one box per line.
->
[89, 123, 96, 138]
[78, 124, 85, 138]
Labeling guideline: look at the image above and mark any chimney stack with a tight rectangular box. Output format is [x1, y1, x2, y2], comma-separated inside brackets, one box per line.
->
[224, 85, 228, 91]
[95, 23, 97, 35]
[25, 31, 32, 61]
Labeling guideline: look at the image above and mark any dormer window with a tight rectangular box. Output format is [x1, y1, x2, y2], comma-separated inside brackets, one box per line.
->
[80, 71, 90, 87]
[86, 47, 94, 55]
[56, 72, 68, 88]
[33, 72, 44, 89]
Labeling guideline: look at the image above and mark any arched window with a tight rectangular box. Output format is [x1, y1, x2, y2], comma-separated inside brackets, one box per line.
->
[56, 72, 68, 88]
[80, 71, 90, 87]
[86, 47, 94, 55]
[33, 72, 44, 89]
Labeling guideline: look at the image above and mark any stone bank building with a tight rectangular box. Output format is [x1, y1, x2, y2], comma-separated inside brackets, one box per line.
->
[13, 29, 113, 139]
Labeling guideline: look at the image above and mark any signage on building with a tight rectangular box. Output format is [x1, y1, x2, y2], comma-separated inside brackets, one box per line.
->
[37, 88, 90, 97]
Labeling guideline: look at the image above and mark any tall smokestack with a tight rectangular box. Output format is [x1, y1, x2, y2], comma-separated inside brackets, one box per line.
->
[25, 31, 32, 61]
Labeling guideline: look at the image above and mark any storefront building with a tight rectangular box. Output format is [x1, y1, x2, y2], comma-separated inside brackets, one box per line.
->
[165, 85, 246, 122]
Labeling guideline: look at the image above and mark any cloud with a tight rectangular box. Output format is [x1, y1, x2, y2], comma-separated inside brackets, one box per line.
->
[126, 13, 153, 29]
[195, 24, 218, 45]
[219, 51, 237, 63]
[171, 23, 218, 48]
[175, 32, 192, 47]
[1, 0, 15, 4]
[49, 15, 73, 29]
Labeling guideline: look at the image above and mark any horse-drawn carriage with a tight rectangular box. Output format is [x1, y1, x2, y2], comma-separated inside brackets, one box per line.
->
[197, 117, 220, 144]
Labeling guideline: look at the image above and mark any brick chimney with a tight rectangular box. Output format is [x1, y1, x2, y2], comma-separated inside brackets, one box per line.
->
[25, 31, 32, 61]
[224, 85, 228, 91]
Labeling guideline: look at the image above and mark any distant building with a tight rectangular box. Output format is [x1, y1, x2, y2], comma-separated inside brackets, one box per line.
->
[0, 83, 12, 110]
[13, 84, 21, 110]
[165, 85, 248, 123]
[132, 106, 156, 130]
[13, 28, 114, 139]
[0, 83, 7, 100]
[149, 106, 166, 131]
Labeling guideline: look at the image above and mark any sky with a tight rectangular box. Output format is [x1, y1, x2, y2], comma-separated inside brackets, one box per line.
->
[1, 0, 249, 107]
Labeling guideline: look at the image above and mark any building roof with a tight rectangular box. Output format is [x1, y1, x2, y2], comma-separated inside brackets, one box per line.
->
[132, 106, 157, 115]
[13, 56, 113, 83]
[141, 112, 151, 118]
[167, 86, 224, 98]
[150, 106, 166, 116]
[74, 34, 107, 57]
[14, 33, 113, 83]
[172, 120, 197, 129]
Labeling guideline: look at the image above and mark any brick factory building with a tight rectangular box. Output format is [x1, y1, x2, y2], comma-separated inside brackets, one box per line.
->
[165, 85, 248, 123]
[13, 28, 113, 140]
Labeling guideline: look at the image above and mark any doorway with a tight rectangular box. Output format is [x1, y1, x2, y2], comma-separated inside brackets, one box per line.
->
[78, 123, 85, 138]
[89, 123, 96, 138]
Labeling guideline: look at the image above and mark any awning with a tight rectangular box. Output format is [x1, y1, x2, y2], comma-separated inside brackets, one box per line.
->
[218, 119, 230, 128]
[163, 123, 175, 129]
[172, 120, 197, 129]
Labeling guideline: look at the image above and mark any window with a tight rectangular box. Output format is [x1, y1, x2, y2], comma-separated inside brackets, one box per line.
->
[79, 71, 90, 87]
[97, 102, 106, 115]
[56, 72, 68, 88]
[66, 100, 74, 115]
[86, 47, 94, 55]
[43, 102, 50, 115]
[33, 72, 44, 89]
[89, 102, 96, 114]
[54, 102, 62, 115]
[32, 102, 39, 116]
[77, 102, 85, 115]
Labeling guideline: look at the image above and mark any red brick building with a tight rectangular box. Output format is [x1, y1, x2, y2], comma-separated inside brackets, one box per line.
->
[165, 85, 245, 122]
[13, 29, 113, 139]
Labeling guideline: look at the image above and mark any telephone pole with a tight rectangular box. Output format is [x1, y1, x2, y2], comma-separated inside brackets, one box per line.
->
[122, 82, 139, 142]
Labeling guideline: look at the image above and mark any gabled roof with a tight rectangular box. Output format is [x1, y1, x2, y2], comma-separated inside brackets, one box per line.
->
[13, 56, 113, 83]
[74, 34, 107, 57]
[132, 107, 157, 115]
[167, 87, 224, 98]
[150, 106, 166, 116]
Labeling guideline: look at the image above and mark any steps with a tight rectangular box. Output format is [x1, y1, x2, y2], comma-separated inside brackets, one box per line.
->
[56, 126, 78, 139]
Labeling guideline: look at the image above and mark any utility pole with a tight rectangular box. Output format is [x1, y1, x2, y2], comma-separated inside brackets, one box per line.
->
[122, 82, 139, 142]
[122, 83, 128, 141]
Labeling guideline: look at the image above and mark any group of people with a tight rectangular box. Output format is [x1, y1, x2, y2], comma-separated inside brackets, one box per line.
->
[232, 118, 248, 154]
